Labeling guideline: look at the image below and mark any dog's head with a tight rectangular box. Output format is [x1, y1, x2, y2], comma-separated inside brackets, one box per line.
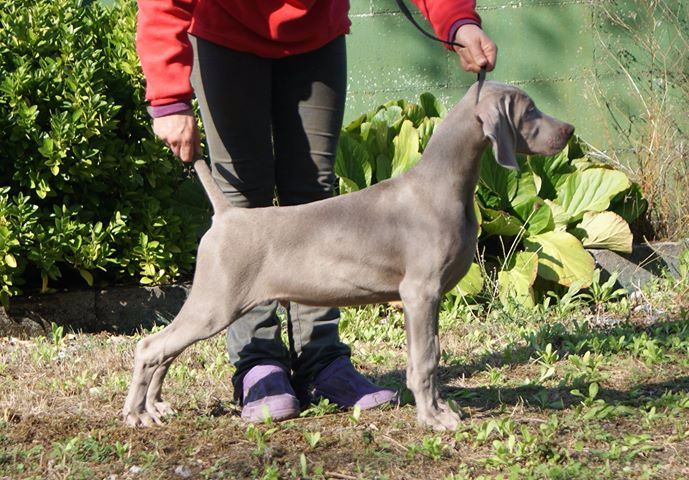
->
[474, 82, 574, 170]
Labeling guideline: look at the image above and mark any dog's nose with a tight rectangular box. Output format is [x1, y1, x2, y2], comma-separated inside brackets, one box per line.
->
[562, 123, 575, 139]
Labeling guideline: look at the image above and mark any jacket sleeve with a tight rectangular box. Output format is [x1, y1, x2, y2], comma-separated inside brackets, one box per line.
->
[410, 0, 481, 49]
[136, 0, 196, 106]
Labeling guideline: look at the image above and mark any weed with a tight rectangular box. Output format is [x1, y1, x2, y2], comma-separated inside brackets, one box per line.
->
[485, 365, 506, 385]
[535, 343, 559, 367]
[300, 398, 339, 418]
[260, 462, 281, 480]
[627, 333, 668, 365]
[348, 405, 362, 425]
[113, 441, 130, 463]
[245, 424, 277, 457]
[339, 305, 406, 348]
[566, 350, 606, 384]
[50, 322, 65, 346]
[299, 453, 308, 478]
[303, 431, 322, 449]
[581, 270, 628, 307]
[570, 383, 634, 420]
[407, 435, 448, 461]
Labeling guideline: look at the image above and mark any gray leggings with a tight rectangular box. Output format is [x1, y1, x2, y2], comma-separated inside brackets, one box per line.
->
[189, 35, 350, 394]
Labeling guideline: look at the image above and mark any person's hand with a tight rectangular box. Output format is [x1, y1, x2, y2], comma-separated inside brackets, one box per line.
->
[152, 111, 201, 163]
[453, 24, 497, 73]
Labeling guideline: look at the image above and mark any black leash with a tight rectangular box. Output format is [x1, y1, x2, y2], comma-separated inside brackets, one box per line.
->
[394, 0, 486, 98]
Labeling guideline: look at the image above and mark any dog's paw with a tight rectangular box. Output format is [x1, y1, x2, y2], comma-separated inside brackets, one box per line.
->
[151, 401, 175, 418]
[123, 410, 163, 428]
[417, 406, 460, 431]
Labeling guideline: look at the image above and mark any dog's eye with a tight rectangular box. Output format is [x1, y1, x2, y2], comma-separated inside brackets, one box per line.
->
[526, 104, 536, 114]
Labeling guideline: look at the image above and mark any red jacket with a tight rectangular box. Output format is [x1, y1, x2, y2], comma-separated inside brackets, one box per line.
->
[136, 0, 481, 107]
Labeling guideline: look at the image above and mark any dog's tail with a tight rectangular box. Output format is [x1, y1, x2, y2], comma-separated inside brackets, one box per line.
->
[193, 158, 231, 214]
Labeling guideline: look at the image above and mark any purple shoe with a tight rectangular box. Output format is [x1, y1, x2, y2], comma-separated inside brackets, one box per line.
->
[240, 364, 300, 422]
[312, 356, 397, 410]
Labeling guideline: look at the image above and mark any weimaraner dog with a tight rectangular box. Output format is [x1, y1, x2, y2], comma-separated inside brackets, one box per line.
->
[123, 81, 574, 430]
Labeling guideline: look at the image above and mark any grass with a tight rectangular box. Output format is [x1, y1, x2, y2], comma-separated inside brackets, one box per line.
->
[1, 270, 688, 479]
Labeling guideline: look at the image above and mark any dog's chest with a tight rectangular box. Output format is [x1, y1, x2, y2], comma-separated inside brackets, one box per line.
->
[435, 215, 479, 289]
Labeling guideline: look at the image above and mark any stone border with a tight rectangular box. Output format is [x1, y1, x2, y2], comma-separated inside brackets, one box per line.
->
[2, 240, 686, 338]
[588, 239, 688, 292]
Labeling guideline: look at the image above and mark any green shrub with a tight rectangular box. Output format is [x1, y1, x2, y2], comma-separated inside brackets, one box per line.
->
[0, 0, 209, 306]
[336, 93, 647, 306]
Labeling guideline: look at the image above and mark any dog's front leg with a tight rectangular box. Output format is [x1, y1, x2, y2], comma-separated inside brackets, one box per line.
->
[400, 283, 460, 430]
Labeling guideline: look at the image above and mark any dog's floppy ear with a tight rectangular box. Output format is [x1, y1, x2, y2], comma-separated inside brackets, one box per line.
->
[475, 95, 520, 170]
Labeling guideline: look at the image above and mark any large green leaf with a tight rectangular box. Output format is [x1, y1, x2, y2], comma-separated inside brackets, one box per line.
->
[498, 251, 539, 307]
[403, 102, 426, 126]
[512, 196, 554, 235]
[375, 153, 392, 182]
[479, 150, 518, 208]
[609, 183, 648, 224]
[527, 146, 574, 199]
[510, 170, 539, 208]
[524, 231, 595, 287]
[419, 92, 446, 118]
[544, 199, 571, 230]
[474, 197, 483, 237]
[571, 157, 612, 172]
[555, 168, 632, 223]
[450, 262, 484, 297]
[372, 105, 404, 128]
[359, 121, 373, 142]
[335, 134, 372, 192]
[343, 113, 366, 133]
[390, 120, 421, 177]
[373, 121, 391, 156]
[418, 117, 440, 151]
[480, 207, 523, 237]
[571, 211, 633, 253]
[369, 106, 404, 156]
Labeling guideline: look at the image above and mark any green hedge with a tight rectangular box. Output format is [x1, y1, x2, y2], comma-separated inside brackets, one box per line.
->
[0, 0, 209, 306]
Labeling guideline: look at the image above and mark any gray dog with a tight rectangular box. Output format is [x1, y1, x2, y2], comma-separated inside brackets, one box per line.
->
[123, 81, 574, 430]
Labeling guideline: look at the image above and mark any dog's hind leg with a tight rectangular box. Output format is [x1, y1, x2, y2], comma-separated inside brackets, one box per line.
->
[122, 291, 237, 427]
[400, 279, 460, 431]
[144, 355, 178, 419]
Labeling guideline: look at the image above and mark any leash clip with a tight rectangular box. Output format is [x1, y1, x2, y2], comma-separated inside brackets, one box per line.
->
[476, 67, 487, 104]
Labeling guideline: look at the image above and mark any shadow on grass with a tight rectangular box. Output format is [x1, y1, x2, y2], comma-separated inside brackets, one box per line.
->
[442, 376, 689, 413]
[446, 312, 689, 377]
[375, 312, 689, 412]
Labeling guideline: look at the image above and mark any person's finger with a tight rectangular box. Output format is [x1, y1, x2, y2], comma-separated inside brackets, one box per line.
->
[467, 42, 488, 70]
[179, 137, 195, 163]
[482, 40, 498, 72]
[457, 48, 481, 73]
[194, 124, 203, 158]
[169, 140, 181, 159]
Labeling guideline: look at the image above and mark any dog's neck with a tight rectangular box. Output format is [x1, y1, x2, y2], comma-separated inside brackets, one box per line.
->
[412, 94, 488, 208]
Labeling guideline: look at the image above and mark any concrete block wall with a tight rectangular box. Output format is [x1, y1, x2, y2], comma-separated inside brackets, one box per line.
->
[345, 0, 688, 160]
